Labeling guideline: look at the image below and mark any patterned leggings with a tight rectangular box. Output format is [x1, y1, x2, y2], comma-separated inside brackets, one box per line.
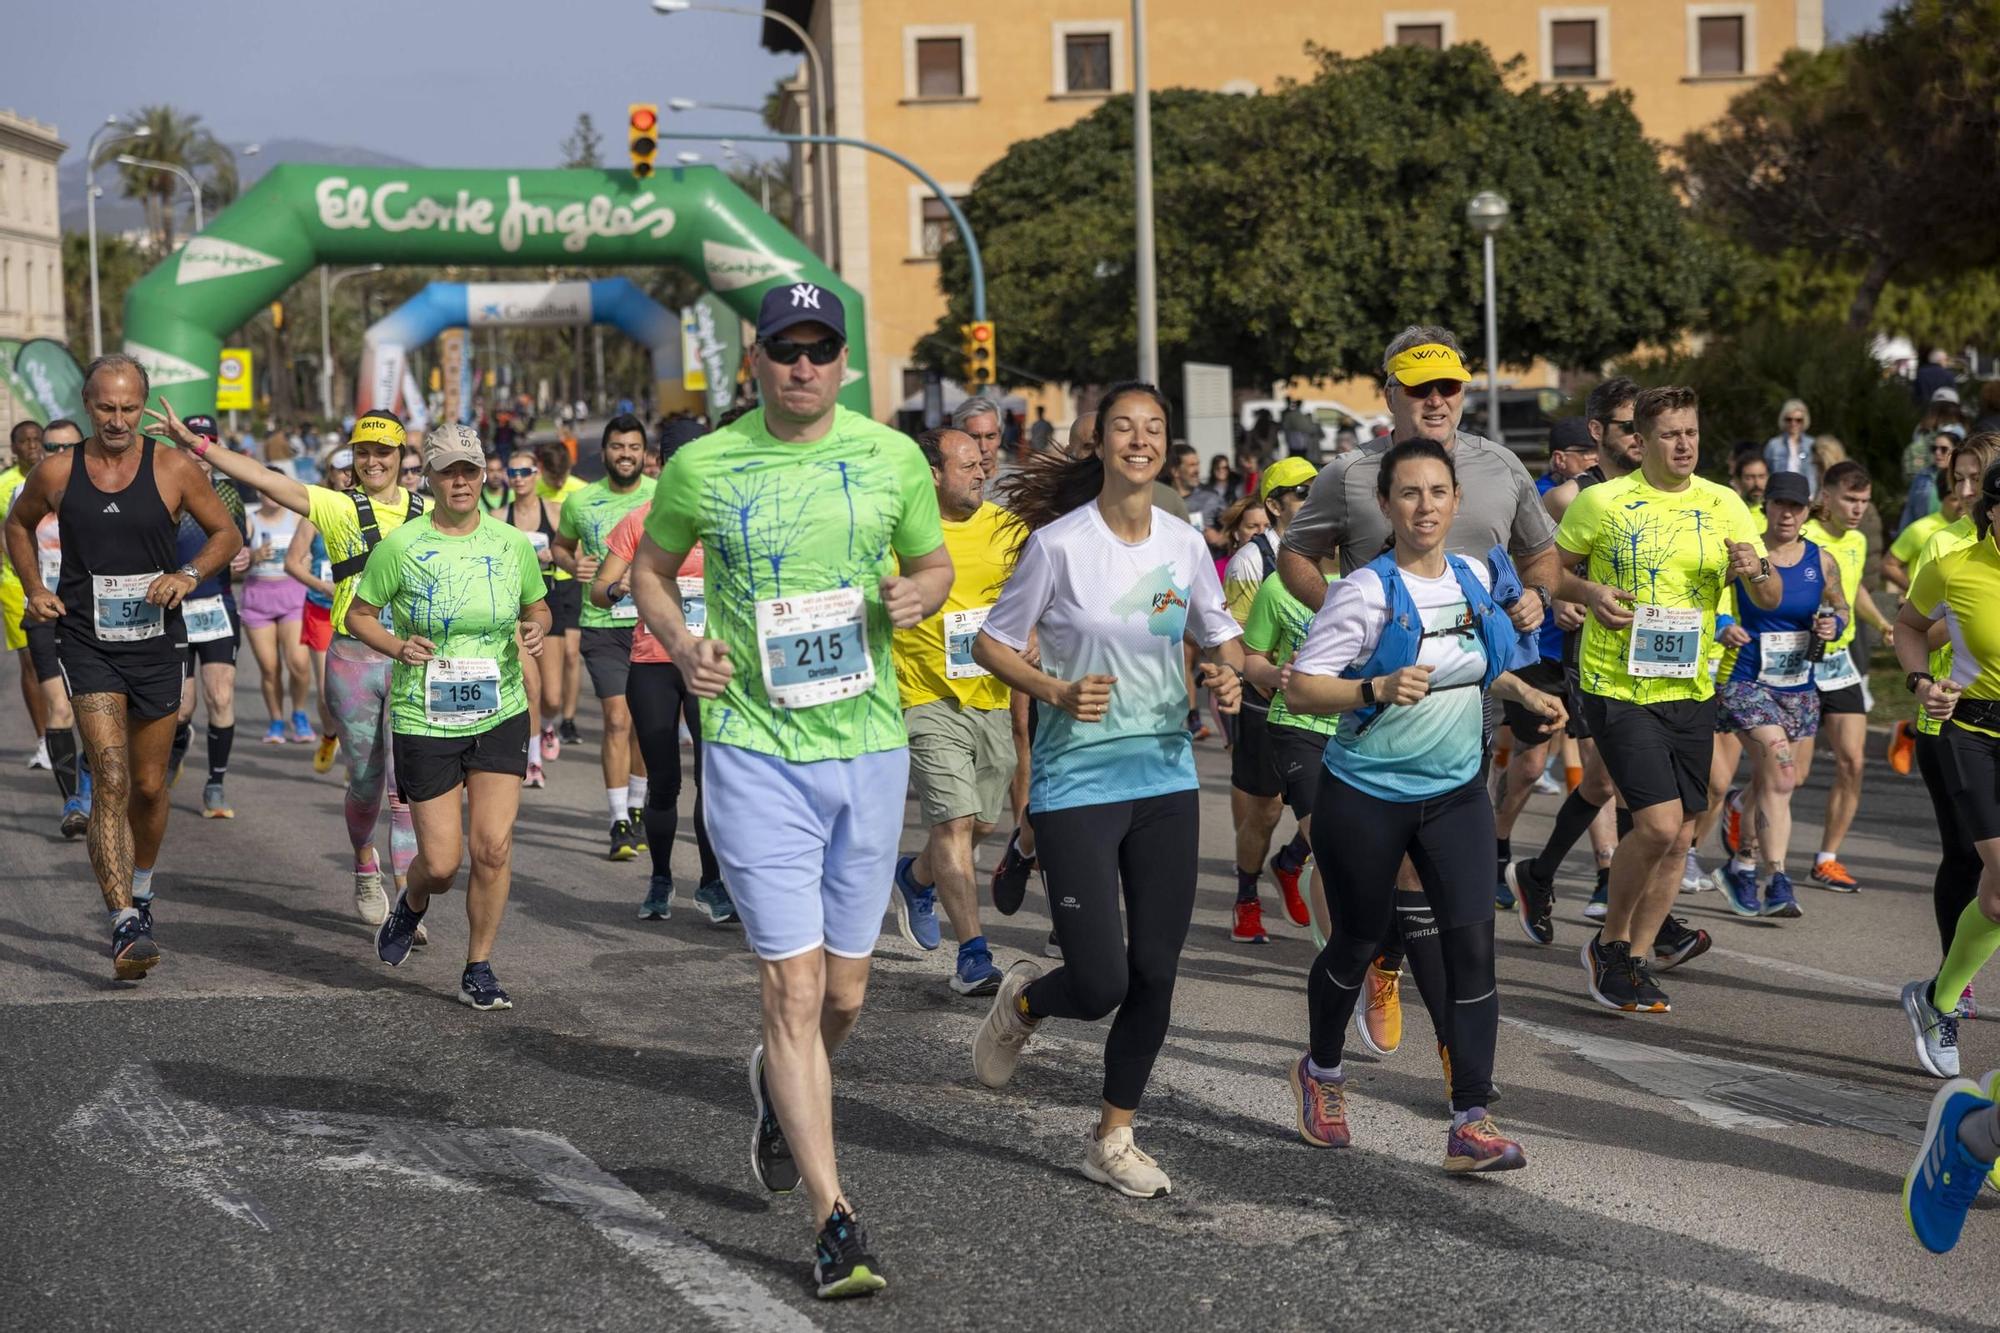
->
[324, 636, 415, 877]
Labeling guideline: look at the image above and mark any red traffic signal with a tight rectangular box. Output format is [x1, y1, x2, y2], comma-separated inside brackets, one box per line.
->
[629, 103, 660, 177]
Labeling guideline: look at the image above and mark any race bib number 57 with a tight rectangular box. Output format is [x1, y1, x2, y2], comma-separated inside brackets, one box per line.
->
[756, 587, 874, 709]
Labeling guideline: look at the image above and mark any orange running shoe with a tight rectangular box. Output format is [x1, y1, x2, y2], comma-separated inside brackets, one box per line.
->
[1809, 859, 1860, 892]
[1889, 721, 1916, 777]
[1355, 960, 1403, 1055]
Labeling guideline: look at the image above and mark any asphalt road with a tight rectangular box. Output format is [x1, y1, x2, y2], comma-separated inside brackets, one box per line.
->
[0, 683, 1993, 1331]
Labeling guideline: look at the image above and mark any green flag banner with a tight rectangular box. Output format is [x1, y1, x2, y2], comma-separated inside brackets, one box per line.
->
[122, 164, 864, 419]
[14, 339, 86, 424]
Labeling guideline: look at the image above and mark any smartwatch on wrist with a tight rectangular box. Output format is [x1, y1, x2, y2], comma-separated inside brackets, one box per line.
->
[1907, 671, 1935, 695]
[1360, 677, 1377, 707]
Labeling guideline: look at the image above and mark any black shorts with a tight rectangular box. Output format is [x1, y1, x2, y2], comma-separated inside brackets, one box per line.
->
[1939, 721, 2000, 843]
[1267, 719, 1328, 822]
[1564, 662, 1592, 739]
[1230, 701, 1282, 798]
[393, 710, 532, 804]
[580, 626, 634, 699]
[187, 628, 240, 669]
[55, 633, 187, 722]
[1818, 684, 1867, 717]
[1503, 659, 1581, 744]
[1582, 693, 1717, 816]
[24, 621, 59, 682]
[545, 579, 582, 634]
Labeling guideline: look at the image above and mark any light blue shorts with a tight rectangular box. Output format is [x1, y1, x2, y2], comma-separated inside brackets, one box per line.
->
[702, 743, 911, 961]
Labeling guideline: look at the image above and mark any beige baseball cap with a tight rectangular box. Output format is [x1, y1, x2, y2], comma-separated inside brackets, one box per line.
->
[423, 423, 485, 472]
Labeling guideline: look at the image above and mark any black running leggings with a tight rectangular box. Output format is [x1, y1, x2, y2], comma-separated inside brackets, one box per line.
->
[626, 661, 719, 884]
[1916, 730, 1984, 951]
[1307, 775, 1499, 1113]
[1023, 789, 1200, 1110]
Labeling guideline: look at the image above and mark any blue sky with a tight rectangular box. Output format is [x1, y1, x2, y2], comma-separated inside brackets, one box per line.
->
[9, 0, 1899, 167]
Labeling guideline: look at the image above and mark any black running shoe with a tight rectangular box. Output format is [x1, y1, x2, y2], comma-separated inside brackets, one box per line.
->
[990, 829, 1036, 917]
[376, 889, 427, 967]
[628, 808, 649, 852]
[748, 1044, 799, 1194]
[110, 914, 160, 981]
[1581, 934, 1640, 1012]
[813, 1203, 887, 1299]
[1629, 956, 1671, 1013]
[608, 819, 638, 863]
[559, 718, 582, 746]
[132, 896, 153, 936]
[1652, 915, 1711, 971]
[1507, 859, 1555, 945]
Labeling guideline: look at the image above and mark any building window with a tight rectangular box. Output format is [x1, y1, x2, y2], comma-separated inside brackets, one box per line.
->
[916, 37, 964, 97]
[22, 260, 32, 315]
[909, 184, 972, 258]
[1395, 23, 1444, 49]
[1551, 20, 1598, 76]
[1064, 32, 1114, 93]
[1384, 11, 1456, 49]
[1, 257, 10, 311]
[901, 368, 927, 400]
[1697, 16, 1743, 73]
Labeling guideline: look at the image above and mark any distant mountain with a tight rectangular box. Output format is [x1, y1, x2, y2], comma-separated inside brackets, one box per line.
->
[59, 138, 421, 235]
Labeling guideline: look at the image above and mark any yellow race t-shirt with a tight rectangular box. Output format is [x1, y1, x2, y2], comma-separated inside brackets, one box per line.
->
[893, 501, 1014, 712]
[1891, 510, 1952, 567]
[0, 464, 25, 590]
[1803, 518, 1867, 652]
[1907, 516, 1980, 737]
[1557, 471, 1765, 705]
[537, 472, 586, 504]
[306, 484, 422, 636]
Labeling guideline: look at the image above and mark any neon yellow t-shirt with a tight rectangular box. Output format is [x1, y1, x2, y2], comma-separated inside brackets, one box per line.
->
[0, 465, 25, 590]
[306, 484, 422, 636]
[1908, 530, 2000, 739]
[1891, 510, 1951, 567]
[892, 501, 1014, 712]
[1908, 516, 1978, 737]
[1803, 518, 1867, 652]
[1556, 472, 1765, 705]
[537, 473, 586, 504]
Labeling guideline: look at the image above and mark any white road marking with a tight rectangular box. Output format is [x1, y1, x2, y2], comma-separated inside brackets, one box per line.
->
[1706, 946, 1904, 1000]
[1507, 1018, 1929, 1143]
[62, 1064, 812, 1332]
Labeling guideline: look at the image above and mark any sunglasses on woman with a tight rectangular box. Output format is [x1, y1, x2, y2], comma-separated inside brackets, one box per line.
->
[505, 466, 537, 479]
[762, 335, 844, 366]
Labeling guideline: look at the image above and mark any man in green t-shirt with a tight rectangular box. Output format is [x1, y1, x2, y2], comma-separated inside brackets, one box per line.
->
[553, 415, 653, 862]
[1552, 385, 1775, 1017]
[631, 283, 952, 1300]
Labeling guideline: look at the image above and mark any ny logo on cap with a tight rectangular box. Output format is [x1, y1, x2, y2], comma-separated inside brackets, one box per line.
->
[789, 284, 822, 310]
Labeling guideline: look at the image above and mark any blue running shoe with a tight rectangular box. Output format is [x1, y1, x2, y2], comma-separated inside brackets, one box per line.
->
[1494, 869, 1516, 911]
[289, 711, 316, 744]
[638, 876, 673, 921]
[951, 939, 1003, 996]
[60, 796, 88, 840]
[1904, 1078, 1994, 1253]
[892, 854, 941, 951]
[132, 895, 154, 936]
[459, 961, 513, 1011]
[1583, 882, 1608, 922]
[1760, 871, 1802, 919]
[78, 768, 93, 818]
[376, 888, 426, 966]
[694, 878, 738, 924]
[1720, 862, 1762, 918]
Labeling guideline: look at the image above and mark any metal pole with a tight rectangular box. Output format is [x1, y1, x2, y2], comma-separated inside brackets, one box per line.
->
[87, 181, 103, 360]
[1483, 231, 1501, 443]
[664, 129, 985, 321]
[1132, 0, 1158, 385]
[319, 265, 333, 420]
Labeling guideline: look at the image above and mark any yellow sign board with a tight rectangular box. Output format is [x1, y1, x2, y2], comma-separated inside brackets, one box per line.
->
[216, 348, 253, 411]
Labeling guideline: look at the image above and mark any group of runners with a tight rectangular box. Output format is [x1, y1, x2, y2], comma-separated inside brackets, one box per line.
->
[6, 296, 2000, 1288]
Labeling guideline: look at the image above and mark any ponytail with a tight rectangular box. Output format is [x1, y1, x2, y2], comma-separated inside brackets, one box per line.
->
[1977, 460, 2000, 540]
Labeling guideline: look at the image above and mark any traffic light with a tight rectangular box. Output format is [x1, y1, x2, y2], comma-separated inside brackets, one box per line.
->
[960, 320, 995, 387]
[628, 103, 660, 179]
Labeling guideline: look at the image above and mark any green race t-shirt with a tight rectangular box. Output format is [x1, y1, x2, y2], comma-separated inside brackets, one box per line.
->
[644, 405, 945, 763]
[1242, 571, 1339, 738]
[557, 476, 651, 628]
[353, 513, 548, 738]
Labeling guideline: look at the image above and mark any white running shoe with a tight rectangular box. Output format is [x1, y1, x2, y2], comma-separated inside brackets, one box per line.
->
[27, 738, 50, 770]
[973, 960, 1042, 1088]
[1680, 850, 1711, 893]
[1533, 770, 1563, 796]
[354, 868, 389, 926]
[1083, 1126, 1172, 1199]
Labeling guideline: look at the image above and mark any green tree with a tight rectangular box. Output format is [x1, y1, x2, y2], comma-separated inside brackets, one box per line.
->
[926, 43, 1717, 388]
[560, 114, 604, 169]
[114, 105, 237, 254]
[1677, 1, 2000, 332]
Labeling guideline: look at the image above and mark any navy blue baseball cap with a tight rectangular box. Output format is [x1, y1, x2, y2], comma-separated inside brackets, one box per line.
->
[756, 283, 846, 342]
[183, 413, 221, 441]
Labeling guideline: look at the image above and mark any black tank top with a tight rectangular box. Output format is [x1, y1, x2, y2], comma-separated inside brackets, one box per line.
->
[57, 436, 186, 655]
[505, 495, 556, 542]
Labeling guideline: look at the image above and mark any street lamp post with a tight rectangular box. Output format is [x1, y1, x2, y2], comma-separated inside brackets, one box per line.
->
[114, 154, 202, 235]
[651, 0, 833, 267]
[1466, 190, 1510, 445]
[1132, 0, 1158, 385]
[85, 118, 150, 358]
[320, 263, 385, 420]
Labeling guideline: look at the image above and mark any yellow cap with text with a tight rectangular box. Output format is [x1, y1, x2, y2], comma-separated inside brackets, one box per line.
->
[349, 413, 407, 449]
[1384, 343, 1473, 386]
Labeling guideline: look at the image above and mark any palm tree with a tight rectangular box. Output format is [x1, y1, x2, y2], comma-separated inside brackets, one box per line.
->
[114, 105, 239, 255]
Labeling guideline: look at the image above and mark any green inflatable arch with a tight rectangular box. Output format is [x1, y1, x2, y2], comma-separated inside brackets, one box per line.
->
[122, 164, 866, 419]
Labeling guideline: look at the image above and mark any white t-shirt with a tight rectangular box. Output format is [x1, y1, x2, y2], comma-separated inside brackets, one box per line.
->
[248, 507, 300, 580]
[1290, 557, 1492, 801]
[984, 499, 1241, 813]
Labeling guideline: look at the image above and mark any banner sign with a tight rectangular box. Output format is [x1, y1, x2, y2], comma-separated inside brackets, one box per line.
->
[215, 347, 253, 410]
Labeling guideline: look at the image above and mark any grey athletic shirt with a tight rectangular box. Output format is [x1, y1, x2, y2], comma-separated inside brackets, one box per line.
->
[1280, 429, 1557, 574]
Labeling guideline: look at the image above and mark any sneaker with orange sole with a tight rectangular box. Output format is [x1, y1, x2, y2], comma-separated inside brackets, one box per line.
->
[1809, 859, 1860, 892]
[1889, 720, 1916, 777]
[1354, 960, 1403, 1055]
[1445, 1110, 1527, 1173]
[1288, 1056, 1350, 1148]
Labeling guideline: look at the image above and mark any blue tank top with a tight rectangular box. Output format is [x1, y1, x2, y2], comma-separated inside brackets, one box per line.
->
[1727, 539, 1826, 692]
[306, 530, 333, 609]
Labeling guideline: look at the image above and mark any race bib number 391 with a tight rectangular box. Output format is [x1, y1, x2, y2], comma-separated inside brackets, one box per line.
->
[756, 587, 874, 709]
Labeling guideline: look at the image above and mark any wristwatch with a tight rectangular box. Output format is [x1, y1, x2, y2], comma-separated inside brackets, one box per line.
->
[1907, 671, 1935, 694]
[1360, 677, 1377, 707]
[1530, 584, 1550, 609]
[1748, 556, 1772, 584]
[175, 562, 202, 583]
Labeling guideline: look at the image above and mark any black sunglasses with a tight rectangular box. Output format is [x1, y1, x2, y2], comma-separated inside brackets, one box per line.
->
[1267, 484, 1312, 503]
[1597, 417, 1639, 436]
[762, 336, 844, 366]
